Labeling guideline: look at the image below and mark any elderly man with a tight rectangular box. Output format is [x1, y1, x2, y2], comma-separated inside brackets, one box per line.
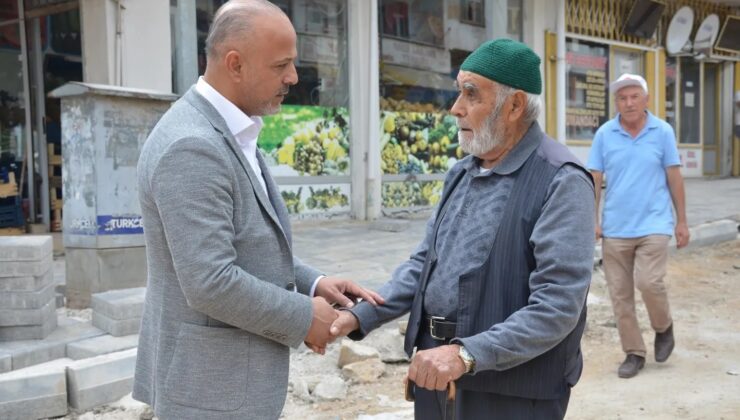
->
[331, 39, 595, 419]
[587, 73, 689, 379]
[132, 1, 382, 419]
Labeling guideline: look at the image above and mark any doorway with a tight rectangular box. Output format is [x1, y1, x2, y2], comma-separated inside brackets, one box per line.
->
[0, 0, 82, 231]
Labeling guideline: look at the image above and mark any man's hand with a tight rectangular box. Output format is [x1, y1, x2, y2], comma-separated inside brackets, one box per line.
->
[330, 310, 360, 337]
[315, 276, 385, 308]
[406, 345, 466, 391]
[304, 297, 339, 355]
[675, 221, 690, 249]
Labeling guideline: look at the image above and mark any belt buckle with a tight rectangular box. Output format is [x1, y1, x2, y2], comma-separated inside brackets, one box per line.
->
[429, 316, 446, 341]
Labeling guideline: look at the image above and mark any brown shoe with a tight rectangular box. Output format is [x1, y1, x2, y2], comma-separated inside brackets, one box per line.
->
[655, 324, 675, 362]
[618, 354, 645, 378]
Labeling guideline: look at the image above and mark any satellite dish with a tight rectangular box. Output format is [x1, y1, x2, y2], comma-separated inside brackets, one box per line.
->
[693, 14, 721, 55]
[666, 6, 694, 55]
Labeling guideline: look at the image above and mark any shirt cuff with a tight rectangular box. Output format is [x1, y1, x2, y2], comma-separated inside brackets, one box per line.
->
[309, 275, 326, 297]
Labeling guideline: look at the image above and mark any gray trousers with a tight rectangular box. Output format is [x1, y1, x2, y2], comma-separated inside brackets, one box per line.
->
[412, 331, 571, 420]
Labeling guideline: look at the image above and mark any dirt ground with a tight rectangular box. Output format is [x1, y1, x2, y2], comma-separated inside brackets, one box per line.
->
[63, 240, 740, 420]
[280, 239, 740, 420]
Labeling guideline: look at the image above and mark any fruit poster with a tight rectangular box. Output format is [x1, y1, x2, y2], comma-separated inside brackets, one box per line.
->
[259, 105, 350, 177]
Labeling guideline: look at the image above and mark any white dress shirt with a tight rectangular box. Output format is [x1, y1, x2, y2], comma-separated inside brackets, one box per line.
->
[195, 77, 267, 194]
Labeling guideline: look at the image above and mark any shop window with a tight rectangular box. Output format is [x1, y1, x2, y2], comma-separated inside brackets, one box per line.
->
[380, 0, 443, 46]
[507, 0, 522, 39]
[382, 1, 409, 38]
[460, 0, 484, 26]
[565, 38, 609, 142]
[192, 1, 352, 217]
[678, 58, 700, 144]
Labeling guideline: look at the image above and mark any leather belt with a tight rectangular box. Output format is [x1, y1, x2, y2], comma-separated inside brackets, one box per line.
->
[427, 316, 457, 341]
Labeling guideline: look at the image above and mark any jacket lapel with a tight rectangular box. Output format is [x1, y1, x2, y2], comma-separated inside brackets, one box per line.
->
[257, 151, 292, 245]
[183, 88, 288, 244]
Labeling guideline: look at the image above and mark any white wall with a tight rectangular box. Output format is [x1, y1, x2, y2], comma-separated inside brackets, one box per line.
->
[81, 0, 172, 93]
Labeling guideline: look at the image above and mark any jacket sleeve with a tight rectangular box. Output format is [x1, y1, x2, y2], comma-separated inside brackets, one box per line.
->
[455, 165, 595, 371]
[149, 136, 313, 348]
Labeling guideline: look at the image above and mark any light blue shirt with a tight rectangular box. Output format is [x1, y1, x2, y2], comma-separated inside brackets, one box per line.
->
[587, 111, 681, 238]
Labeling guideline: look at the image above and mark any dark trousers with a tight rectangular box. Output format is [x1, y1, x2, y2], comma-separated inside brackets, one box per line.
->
[412, 330, 571, 420]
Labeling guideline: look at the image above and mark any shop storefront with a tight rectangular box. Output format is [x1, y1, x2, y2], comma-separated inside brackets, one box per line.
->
[2, 0, 739, 231]
[549, 0, 739, 179]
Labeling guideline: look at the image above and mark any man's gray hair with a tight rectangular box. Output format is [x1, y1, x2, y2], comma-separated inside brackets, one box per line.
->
[205, 0, 285, 60]
[496, 84, 541, 126]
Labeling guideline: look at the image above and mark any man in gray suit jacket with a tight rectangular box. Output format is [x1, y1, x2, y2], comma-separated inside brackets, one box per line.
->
[331, 39, 594, 419]
[132, 1, 382, 418]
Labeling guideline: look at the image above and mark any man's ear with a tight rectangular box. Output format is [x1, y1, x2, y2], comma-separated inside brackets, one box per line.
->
[507, 90, 527, 123]
[223, 49, 243, 82]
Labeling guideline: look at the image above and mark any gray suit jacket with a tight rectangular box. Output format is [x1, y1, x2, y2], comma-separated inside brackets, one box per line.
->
[132, 87, 322, 419]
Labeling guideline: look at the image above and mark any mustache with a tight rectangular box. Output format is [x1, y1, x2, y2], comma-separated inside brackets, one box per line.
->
[279, 86, 290, 95]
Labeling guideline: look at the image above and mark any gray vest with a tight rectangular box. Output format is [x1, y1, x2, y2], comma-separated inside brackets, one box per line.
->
[404, 136, 591, 400]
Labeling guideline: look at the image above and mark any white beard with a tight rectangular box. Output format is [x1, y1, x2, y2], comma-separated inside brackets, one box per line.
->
[458, 101, 507, 157]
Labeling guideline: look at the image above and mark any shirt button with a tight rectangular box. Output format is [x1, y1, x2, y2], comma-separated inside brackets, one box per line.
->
[285, 282, 296, 291]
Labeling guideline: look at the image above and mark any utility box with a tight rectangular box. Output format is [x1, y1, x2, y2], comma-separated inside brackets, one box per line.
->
[49, 82, 176, 308]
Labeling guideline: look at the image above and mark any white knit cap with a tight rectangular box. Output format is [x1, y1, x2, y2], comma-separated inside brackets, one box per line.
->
[610, 73, 648, 94]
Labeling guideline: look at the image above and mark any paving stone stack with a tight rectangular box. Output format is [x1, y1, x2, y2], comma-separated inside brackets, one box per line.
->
[0, 236, 57, 342]
[91, 288, 145, 337]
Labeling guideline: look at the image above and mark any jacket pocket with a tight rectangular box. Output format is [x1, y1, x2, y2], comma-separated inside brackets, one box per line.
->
[164, 322, 250, 411]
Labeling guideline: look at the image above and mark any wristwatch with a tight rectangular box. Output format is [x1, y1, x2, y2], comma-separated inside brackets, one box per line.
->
[458, 345, 476, 373]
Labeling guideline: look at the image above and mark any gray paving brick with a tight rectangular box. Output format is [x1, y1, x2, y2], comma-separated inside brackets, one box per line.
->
[0, 268, 54, 292]
[0, 316, 104, 370]
[0, 236, 52, 262]
[0, 299, 56, 327]
[91, 287, 146, 320]
[0, 358, 70, 420]
[67, 334, 139, 360]
[0, 311, 57, 341]
[0, 352, 9, 374]
[66, 348, 137, 411]
[92, 312, 141, 337]
[0, 252, 53, 278]
[0, 281, 56, 309]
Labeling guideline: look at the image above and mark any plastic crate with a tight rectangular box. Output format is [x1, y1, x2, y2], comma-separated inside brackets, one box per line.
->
[0, 196, 24, 228]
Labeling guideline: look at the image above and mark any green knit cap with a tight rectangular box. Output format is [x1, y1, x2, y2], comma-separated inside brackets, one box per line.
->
[460, 38, 542, 94]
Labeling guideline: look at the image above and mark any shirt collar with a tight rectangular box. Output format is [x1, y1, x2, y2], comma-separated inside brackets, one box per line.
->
[463, 121, 542, 176]
[195, 77, 262, 140]
[610, 110, 659, 133]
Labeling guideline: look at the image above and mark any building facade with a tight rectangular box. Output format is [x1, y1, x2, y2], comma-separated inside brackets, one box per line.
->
[0, 0, 738, 229]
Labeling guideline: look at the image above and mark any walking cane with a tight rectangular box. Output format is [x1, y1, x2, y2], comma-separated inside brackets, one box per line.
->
[405, 379, 457, 420]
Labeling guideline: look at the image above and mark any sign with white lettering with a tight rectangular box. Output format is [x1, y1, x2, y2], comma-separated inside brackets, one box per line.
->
[96, 215, 144, 235]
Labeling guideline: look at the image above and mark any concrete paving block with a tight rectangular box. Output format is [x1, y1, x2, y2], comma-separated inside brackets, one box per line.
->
[680, 219, 739, 250]
[0, 236, 52, 262]
[66, 348, 137, 411]
[0, 268, 54, 292]
[0, 358, 70, 420]
[0, 312, 57, 341]
[0, 352, 10, 374]
[0, 316, 104, 370]
[0, 252, 53, 278]
[91, 287, 146, 320]
[67, 334, 139, 360]
[92, 312, 141, 337]
[0, 281, 56, 309]
[0, 299, 56, 327]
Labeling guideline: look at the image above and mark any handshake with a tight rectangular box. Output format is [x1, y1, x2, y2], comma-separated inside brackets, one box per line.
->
[303, 276, 384, 354]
